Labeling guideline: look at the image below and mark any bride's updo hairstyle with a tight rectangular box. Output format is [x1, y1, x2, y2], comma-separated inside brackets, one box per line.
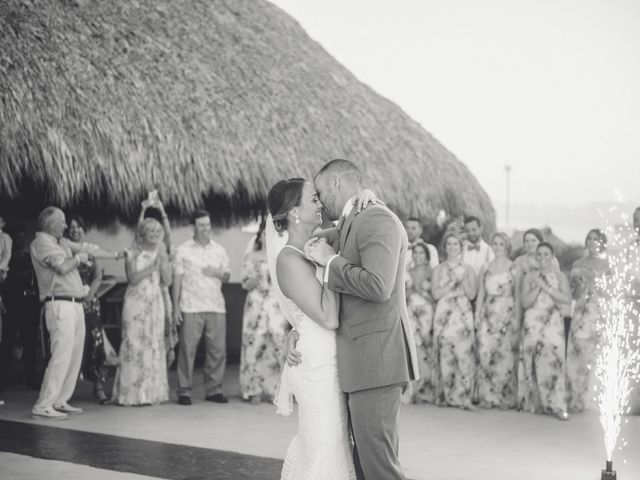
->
[267, 178, 306, 233]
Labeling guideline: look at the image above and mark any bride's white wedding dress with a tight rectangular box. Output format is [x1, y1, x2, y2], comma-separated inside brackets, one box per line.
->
[277, 246, 356, 480]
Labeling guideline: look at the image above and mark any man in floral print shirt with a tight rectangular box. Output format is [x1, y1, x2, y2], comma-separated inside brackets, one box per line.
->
[172, 210, 230, 405]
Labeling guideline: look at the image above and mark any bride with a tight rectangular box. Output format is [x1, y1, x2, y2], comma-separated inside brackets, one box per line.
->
[265, 178, 376, 480]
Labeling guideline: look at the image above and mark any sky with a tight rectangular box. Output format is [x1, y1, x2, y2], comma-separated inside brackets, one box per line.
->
[270, 0, 640, 237]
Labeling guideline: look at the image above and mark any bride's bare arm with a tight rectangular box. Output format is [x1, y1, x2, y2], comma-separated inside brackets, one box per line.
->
[277, 250, 339, 330]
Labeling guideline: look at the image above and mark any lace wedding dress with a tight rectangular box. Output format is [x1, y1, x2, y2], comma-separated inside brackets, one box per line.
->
[277, 246, 355, 480]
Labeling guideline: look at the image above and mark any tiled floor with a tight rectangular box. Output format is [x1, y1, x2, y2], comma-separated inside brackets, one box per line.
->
[1, 365, 639, 480]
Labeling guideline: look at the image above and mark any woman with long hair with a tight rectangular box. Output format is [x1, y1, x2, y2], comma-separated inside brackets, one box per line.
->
[239, 218, 288, 404]
[518, 242, 571, 420]
[475, 232, 519, 409]
[111, 218, 172, 405]
[566, 228, 608, 412]
[67, 215, 109, 404]
[431, 232, 478, 410]
[404, 241, 437, 403]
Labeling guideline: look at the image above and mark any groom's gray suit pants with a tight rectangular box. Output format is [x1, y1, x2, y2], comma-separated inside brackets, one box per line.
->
[348, 383, 407, 480]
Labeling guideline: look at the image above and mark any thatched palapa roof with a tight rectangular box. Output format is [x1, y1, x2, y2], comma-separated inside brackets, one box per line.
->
[0, 0, 495, 227]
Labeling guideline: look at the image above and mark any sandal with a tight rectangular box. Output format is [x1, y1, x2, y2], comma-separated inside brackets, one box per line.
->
[93, 387, 109, 405]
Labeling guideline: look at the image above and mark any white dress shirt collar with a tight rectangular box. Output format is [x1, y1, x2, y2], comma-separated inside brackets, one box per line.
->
[339, 195, 357, 221]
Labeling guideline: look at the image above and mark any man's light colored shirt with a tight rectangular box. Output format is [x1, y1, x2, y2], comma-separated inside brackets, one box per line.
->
[30, 232, 85, 301]
[323, 197, 356, 283]
[174, 238, 230, 313]
[461, 239, 495, 276]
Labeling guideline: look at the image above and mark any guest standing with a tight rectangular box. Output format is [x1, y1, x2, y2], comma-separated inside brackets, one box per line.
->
[405, 217, 439, 268]
[461, 216, 494, 276]
[475, 232, 519, 409]
[405, 241, 437, 403]
[518, 242, 571, 420]
[139, 199, 178, 365]
[172, 210, 230, 406]
[0, 225, 39, 393]
[0, 216, 12, 283]
[66, 215, 109, 404]
[112, 218, 172, 406]
[239, 222, 287, 404]
[31, 207, 120, 419]
[432, 232, 478, 409]
[627, 206, 640, 414]
[514, 229, 560, 325]
[566, 229, 608, 413]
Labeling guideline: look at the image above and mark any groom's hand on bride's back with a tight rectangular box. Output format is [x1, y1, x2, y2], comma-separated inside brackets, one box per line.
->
[286, 329, 302, 367]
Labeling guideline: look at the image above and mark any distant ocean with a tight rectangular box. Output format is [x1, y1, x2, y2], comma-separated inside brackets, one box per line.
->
[495, 201, 640, 245]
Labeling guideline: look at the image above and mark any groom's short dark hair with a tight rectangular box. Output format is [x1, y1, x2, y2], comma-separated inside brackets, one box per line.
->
[315, 159, 362, 184]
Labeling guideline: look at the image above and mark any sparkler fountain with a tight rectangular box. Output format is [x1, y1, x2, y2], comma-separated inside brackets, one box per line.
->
[594, 211, 640, 480]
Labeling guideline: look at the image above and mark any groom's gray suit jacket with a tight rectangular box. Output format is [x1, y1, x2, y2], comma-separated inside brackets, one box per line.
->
[327, 204, 420, 393]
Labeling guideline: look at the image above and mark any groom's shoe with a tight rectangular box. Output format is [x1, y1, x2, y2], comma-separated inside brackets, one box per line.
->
[205, 394, 228, 404]
[177, 395, 192, 406]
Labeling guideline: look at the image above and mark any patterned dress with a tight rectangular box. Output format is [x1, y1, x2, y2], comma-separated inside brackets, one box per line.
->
[404, 266, 437, 403]
[517, 272, 567, 415]
[112, 249, 169, 405]
[78, 256, 106, 383]
[567, 262, 604, 412]
[433, 263, 476, 408]
[239, 253, 287, 400]
[476, 265, 518, 408]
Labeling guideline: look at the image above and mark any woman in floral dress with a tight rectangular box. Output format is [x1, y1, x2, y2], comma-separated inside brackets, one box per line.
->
[475, 232, 519, 409]
[518, 242, 572, 420]
[567, 229, 608, 412]
[112, 218, 172, 406]
[239, 225, 287, 404]
[67, 215, 109, 404]
[514, 229, 561, 315]
[432, 232, 478, 409]
[404, 241, 437, 404]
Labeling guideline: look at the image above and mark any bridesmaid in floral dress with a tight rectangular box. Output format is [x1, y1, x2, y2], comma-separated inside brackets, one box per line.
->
[239, 224, 288, 404]
[518, 242, 572, 420]
[514, 229, 560, 319]
[67, 215, 108, 404]
[404, 241, 437, 404]
[112, 218, 172, 406]
[475, 232, 519, 409]
[432, 232, 478, 410]
[567, 229, 608, 412]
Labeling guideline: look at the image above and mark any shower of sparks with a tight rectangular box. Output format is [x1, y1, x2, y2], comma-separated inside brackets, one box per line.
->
[594, 206, 640, 462]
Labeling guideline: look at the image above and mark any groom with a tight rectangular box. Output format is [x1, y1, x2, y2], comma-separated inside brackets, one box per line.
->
[305, 159, 419, 480]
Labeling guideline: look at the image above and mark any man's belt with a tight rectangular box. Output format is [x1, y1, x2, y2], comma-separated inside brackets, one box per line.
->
[43, 296, 83, 303]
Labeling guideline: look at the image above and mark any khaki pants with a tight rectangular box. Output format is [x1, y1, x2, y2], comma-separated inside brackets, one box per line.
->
[177, 312, 226, 397]
[35, 301, 85, 409]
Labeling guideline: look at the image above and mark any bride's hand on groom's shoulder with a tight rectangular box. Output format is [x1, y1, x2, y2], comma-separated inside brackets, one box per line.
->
[286, 329, 302, 367]
[353, 189, 384, 213]
[304, 238, 335, 267]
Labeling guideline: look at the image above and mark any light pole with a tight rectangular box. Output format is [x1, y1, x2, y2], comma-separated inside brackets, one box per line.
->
[504, 165, 511, 230]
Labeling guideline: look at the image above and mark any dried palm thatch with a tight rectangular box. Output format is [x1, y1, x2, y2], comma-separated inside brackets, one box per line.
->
[0, 0, 495, 227]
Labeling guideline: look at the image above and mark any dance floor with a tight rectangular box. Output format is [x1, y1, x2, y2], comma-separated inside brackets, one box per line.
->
[1, 366, 638, 480]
